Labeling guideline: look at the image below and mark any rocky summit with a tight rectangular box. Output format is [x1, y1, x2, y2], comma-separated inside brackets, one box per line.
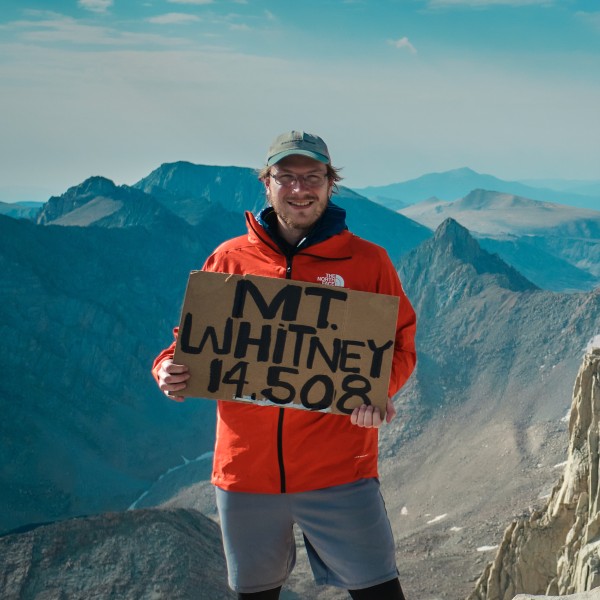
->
[469, 348, 600, 599]
[0, 508, 235, 600]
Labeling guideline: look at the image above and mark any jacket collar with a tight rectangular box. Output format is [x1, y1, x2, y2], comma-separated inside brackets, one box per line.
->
[245, 203, 353, 260]
[254, 202, 348, 255]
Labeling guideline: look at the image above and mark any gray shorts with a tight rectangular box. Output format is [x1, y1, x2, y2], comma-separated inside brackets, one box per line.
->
[215, 478, 398, 593]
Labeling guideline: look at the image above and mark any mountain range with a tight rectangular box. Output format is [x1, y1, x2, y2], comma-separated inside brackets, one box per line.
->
[1, 161, 599, 598]
[354, 167, 600, 210]
[399, 189, 600, 292]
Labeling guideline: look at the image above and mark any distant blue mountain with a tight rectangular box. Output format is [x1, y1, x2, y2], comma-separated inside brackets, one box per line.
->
[354, 167, 600, 210]
[0, 200, 43, 220]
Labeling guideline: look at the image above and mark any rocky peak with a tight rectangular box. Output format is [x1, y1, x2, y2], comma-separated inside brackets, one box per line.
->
[70, 175, 119, 198]
[132, 161, 266, 225]
[34, 176, 183, 230]
[432, 219, 534, 290]
[468, 348, 600, 599]
[36, 176, 121, 225]
[400, 218, 537, 315]
[433, 217, 483, 256]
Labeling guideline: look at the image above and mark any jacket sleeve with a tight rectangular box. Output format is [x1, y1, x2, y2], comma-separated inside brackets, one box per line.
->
[376, 251, 417, 398]
[389, 290, 417, 398]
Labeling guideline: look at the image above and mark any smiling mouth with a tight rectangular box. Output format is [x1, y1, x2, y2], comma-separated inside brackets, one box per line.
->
[286, 196, 317, 207]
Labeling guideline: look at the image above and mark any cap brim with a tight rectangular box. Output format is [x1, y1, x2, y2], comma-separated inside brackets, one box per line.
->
[267, 149, 330, 166]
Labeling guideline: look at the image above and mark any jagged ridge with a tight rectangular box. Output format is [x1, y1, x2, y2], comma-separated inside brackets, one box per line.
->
[468, 348, 600, 599]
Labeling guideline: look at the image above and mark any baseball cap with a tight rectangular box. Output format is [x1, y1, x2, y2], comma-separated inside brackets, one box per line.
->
[266, 131, 331, 166]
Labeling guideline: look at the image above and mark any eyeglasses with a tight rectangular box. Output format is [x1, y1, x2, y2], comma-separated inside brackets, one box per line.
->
[269, 172, 328, 189]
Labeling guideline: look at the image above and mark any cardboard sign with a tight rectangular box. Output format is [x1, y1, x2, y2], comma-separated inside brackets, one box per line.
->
[173, 271, 399, 416]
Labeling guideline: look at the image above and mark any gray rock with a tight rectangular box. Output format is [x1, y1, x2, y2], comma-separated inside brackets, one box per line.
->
[0, 508, 235, 600]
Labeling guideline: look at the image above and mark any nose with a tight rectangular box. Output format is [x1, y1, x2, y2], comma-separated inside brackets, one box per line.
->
[290, 176, 310, 191]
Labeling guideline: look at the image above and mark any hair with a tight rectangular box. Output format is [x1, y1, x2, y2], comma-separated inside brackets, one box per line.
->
[257, 163, 344, 195]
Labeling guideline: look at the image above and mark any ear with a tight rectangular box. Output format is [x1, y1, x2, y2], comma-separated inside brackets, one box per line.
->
[264, 178, 272, 205]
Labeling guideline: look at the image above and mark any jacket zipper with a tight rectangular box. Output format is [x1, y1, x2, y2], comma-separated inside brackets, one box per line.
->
[277, 255, 294, 493]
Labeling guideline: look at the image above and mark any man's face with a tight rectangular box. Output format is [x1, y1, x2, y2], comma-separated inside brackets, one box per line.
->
[265, 154, 333, 245]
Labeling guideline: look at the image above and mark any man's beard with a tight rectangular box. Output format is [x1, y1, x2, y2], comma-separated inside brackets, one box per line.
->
[275, 194, 325, 230]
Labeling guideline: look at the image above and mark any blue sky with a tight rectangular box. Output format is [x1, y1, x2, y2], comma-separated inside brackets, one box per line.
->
[1, 0, 599, 201]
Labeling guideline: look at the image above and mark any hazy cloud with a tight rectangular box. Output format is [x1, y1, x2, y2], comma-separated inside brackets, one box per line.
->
[8, 14, 192, 47]
[78, 0, 113, 13]
[576, 11, 600, 30]
[147, 13, 201, 25]
[389, 37, 417, 54]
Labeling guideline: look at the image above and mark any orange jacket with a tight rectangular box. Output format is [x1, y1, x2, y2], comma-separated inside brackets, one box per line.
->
[152, 210, 416, 494]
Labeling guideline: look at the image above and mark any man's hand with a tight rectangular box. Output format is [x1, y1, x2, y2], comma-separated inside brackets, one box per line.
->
[157, 359, 190, 402]
[350, 398, 396, 428]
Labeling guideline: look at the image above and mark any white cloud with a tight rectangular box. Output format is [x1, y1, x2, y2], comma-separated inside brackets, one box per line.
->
[8, 14, 193, 47]
[167, 0, 214, 4]
[147, 13, 201, 25]
[230, 23, 251, 31]
[78, 0, 113, 13]
[389, 36, 417, 54]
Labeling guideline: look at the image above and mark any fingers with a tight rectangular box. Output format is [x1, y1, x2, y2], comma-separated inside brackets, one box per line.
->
[350, 404, 384, 428]
[158, 359, 190, 401]
[162, 359, 189, 375]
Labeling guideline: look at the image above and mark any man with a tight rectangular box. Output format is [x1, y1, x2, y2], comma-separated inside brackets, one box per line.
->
[153, 131, 416, 599]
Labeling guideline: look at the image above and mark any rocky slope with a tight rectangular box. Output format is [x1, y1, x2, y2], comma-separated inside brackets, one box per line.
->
[468, 348, 600, 599]
[0, 211, 220, 533]
[0, 508, 234, 599]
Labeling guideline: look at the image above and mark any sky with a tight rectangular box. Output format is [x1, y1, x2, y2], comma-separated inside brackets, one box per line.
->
[1, 0, 599, 202]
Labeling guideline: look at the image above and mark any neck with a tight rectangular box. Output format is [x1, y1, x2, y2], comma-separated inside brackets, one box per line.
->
[276, 219, 309, 247]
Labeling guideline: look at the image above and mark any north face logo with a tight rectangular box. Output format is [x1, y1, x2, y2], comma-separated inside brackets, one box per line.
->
[316, 273, 345, 287]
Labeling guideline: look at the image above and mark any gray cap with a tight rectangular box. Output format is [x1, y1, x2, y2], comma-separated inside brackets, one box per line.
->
[266, 131, 331, 166]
